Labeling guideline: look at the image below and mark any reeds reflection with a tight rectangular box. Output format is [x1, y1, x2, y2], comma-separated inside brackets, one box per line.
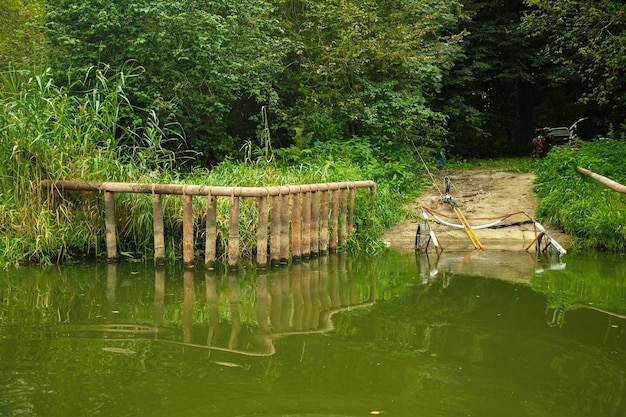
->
[96, 254, 376, 356]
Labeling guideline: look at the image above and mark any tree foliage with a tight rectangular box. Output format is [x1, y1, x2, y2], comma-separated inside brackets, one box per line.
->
[522, 0, 626, 136]
[44, 0, 290, 163]
[0, 0, 42, 70]
[272, 0, 466, 158]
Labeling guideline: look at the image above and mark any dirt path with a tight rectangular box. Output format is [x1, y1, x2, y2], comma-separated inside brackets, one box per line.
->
[383, 167, 570, 252]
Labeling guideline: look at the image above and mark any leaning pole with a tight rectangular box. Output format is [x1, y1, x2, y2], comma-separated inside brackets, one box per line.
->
[577, 167, 626, 194]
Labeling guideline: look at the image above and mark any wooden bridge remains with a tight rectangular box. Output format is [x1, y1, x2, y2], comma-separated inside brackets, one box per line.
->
[42, 180, 376, 268]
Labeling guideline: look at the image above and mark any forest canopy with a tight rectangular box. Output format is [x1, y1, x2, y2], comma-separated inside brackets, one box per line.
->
[1, 0, 625, 163]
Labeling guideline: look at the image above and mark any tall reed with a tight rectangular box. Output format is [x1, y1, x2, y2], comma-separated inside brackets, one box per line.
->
[0, 65, 180, 265]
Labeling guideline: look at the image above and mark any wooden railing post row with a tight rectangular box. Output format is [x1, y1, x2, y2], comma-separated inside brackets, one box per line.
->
[41, 179, 376, 267]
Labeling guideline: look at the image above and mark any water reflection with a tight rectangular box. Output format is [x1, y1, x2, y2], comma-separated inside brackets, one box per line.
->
[2, 252, 626, 417]
[416, 249, 626, 328]
[85, 255, 376, 356]
[416, 249, 566, 286]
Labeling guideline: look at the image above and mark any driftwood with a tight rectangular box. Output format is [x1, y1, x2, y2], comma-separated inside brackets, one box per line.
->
[577, 167, 626, 194]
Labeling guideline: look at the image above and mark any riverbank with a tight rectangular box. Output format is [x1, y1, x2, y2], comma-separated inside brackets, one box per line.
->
[383, 167, 571, 252]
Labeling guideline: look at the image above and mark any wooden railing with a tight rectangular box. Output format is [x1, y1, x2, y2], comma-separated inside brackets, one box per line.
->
[42, 180, 376, 268]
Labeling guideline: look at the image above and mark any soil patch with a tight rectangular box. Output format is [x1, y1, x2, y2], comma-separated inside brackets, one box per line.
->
[383, 167, 570, 252]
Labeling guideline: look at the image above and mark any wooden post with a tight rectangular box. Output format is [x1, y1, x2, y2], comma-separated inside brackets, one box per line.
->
[257, 195, 269, 268]
[291, 191, 302, 261]
[329, 189, 339, 253]
[228, 194, 240, 269]
[270, 195, 281, 266]
[280, 193, 290, 264]
[348, 185, 355, 235]
[104, 191, 117, 261]
[339, 188, 348, 247]
[310, 190, 319, 257]
[301, 188, 311, 258]
[152, 193, 165, 264]
[319, 189, 329, 254]
[182, 194, 194, 267]
[205, 193, 217, 268]
[577, 167, 626, 194]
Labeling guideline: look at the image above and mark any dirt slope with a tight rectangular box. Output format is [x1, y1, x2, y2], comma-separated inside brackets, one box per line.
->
[383, 167, 570, 252]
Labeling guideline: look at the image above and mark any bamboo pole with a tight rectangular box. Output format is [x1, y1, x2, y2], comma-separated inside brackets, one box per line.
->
[310, 190, 319, 257]
[301, 188, 311, 258]
[577, 167, 626, 194]
[319, 189, 329, 254]
[205, 193, 217, 268]
[348, 185, 355, 235]
[228, 194, 240, 269]
[151, 193, 165, 264]
[291, 192, 302, 261]
[257, 195, 269, 268]
[329, 189, 339, 253]
[182, 194, 194, 267]
[270, 195, 281, 266]
[280, 192, 290, 264]
[42, 179, 375, 197]
[104, 191, 117, 261]
[339, 188, 348, 247]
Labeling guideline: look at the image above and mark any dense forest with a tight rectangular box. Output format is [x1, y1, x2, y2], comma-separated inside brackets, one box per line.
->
[3, 0, 625, 162]
[1, 0, 625, 264]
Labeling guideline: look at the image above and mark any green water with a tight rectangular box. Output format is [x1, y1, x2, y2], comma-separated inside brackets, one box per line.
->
[1, 251, 626, 417]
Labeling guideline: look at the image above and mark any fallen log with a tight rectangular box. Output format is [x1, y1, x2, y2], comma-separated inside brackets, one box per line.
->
[577, 167, 626, 194]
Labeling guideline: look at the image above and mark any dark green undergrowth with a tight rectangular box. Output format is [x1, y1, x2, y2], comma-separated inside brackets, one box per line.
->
[0, 67, 423, 266]
[534, 139, 626, 251]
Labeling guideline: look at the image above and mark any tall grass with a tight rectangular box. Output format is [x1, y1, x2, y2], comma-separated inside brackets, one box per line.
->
[534, 139, 626, 251]
[0, 66, 419, 266]
[0, 66, 180, 265]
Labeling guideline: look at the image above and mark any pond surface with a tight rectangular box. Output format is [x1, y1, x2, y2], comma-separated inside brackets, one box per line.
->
[1, 250, 626, 417]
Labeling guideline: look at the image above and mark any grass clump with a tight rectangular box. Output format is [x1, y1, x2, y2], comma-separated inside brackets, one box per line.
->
[534, 139, 626, 251]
